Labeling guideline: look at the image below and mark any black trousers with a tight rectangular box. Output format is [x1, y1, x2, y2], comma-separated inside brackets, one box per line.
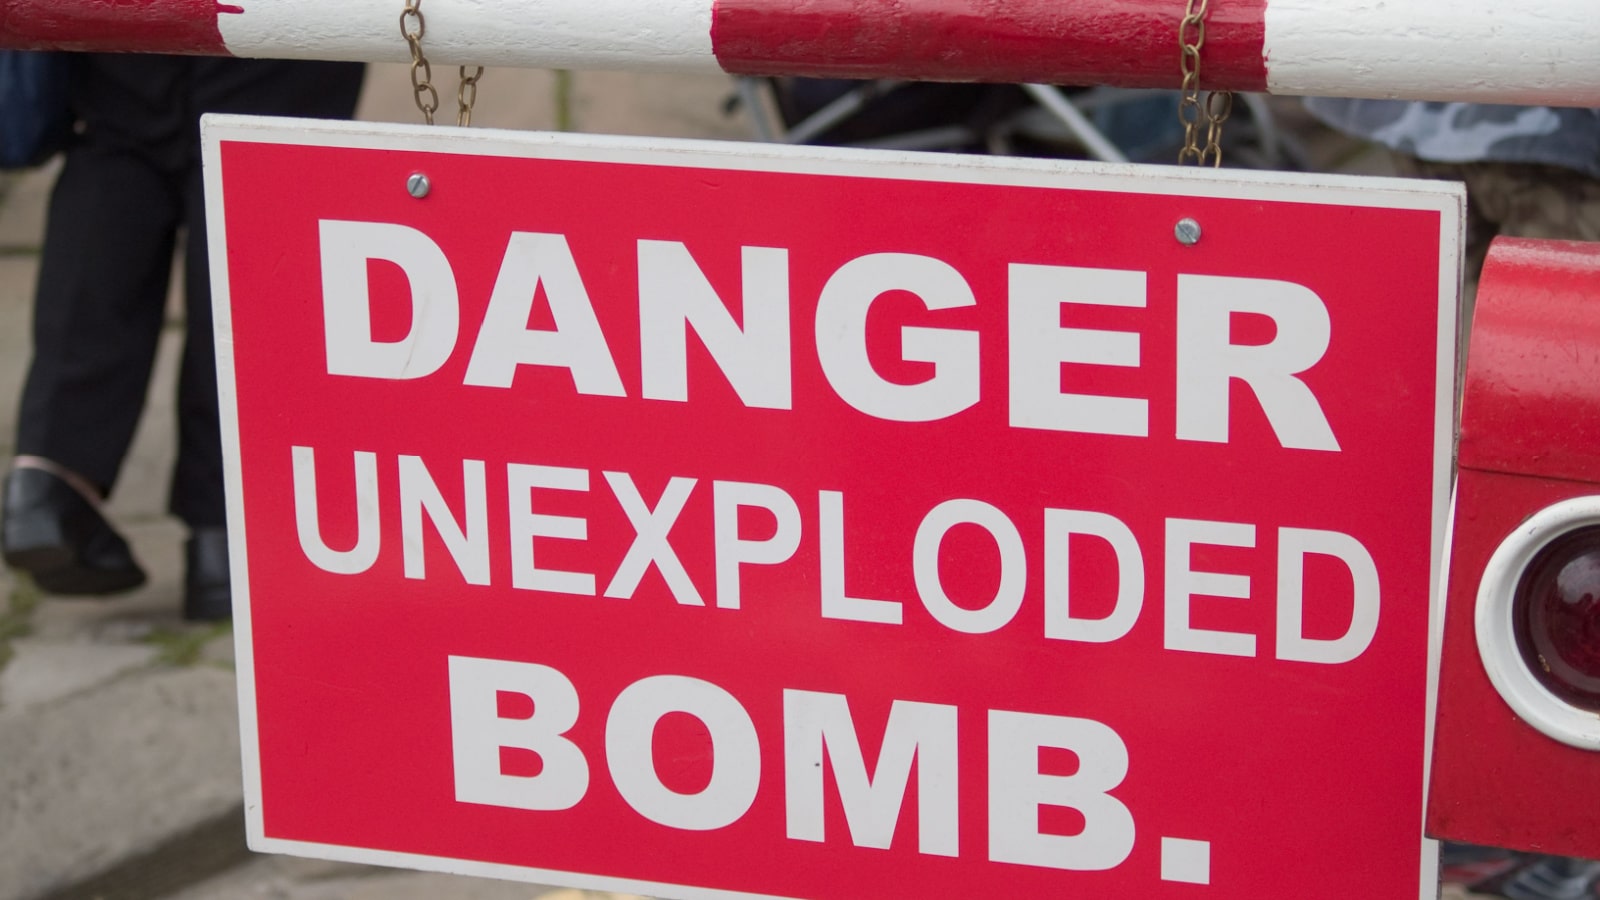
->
[17, 55, 364, 528]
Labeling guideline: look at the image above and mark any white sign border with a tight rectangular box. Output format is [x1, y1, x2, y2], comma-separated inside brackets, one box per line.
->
[202, 113, 1462, 900]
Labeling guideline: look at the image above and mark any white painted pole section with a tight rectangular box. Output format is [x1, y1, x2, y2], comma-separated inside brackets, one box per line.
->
[1265, 0, 1600, 106]
[217, 0, 721, 71]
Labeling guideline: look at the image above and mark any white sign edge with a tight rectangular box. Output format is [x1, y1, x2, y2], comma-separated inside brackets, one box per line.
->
[201, 113, 267, 854]
[201, 113, 1467, 209]
[199, 112, 1462, 900]
[1417, 194, 1465, 900]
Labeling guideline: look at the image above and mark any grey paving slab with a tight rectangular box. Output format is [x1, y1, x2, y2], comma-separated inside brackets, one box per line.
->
[0, 638, 159, 713]
[0, 508, 228, 716]
[169, 855, 562, 900]
[0, 665, 243, 900]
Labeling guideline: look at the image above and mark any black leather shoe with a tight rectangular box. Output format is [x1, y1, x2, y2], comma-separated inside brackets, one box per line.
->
[183, 526, 232, 621]
[0, 467, 146, 595]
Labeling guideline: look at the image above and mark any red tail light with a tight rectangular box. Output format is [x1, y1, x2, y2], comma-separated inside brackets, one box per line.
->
[1477, 497, 1600, 750]
[1514, 525, 1600, 714]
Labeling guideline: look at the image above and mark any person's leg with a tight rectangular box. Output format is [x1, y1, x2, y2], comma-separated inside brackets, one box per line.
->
[16, 146, 179, 496]
[173, 168, 230, 619]
[172, 172, 224, 532]
[191, 57, 366, 121]
[171, 56, 365, 529]
[2, 57, 187, 594]
[167, 58, 365, 617]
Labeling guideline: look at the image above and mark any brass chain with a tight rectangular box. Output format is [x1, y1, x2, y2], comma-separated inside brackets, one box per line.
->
[457, 66, 484, 126]
[1177, 0, 1232, 167]
[399, 0, 483, 127]
[1202, 89, 1232, 165]
[400, 0, 438, 125]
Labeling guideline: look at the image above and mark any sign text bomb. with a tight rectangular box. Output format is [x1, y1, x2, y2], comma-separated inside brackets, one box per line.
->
[444, 656, 1220, 880]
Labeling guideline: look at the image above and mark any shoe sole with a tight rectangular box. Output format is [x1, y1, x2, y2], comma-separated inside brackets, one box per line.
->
[3, 543, 147, 596]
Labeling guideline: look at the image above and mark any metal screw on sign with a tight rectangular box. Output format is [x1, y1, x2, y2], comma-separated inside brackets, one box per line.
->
[1174, 218, 1202, 245]
[407, 173, 431, 198]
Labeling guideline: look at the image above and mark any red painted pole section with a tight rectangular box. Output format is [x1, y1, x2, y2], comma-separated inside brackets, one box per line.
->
[1458, 239, 1600, 485]
[0, 0, 235, 55]
[712, 0, 1268, 90]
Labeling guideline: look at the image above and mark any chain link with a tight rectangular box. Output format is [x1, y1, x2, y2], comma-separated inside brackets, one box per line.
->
[457, 66, 484, 126]
[399, 0, 483, 127]
[1177, 0, 1232, 167]
[400, 0, 439, 125]
[1201, 89, 1232, 166]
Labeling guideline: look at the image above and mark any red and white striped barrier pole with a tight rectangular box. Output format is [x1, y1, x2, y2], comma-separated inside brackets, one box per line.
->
[2, 0, 1598, 107]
